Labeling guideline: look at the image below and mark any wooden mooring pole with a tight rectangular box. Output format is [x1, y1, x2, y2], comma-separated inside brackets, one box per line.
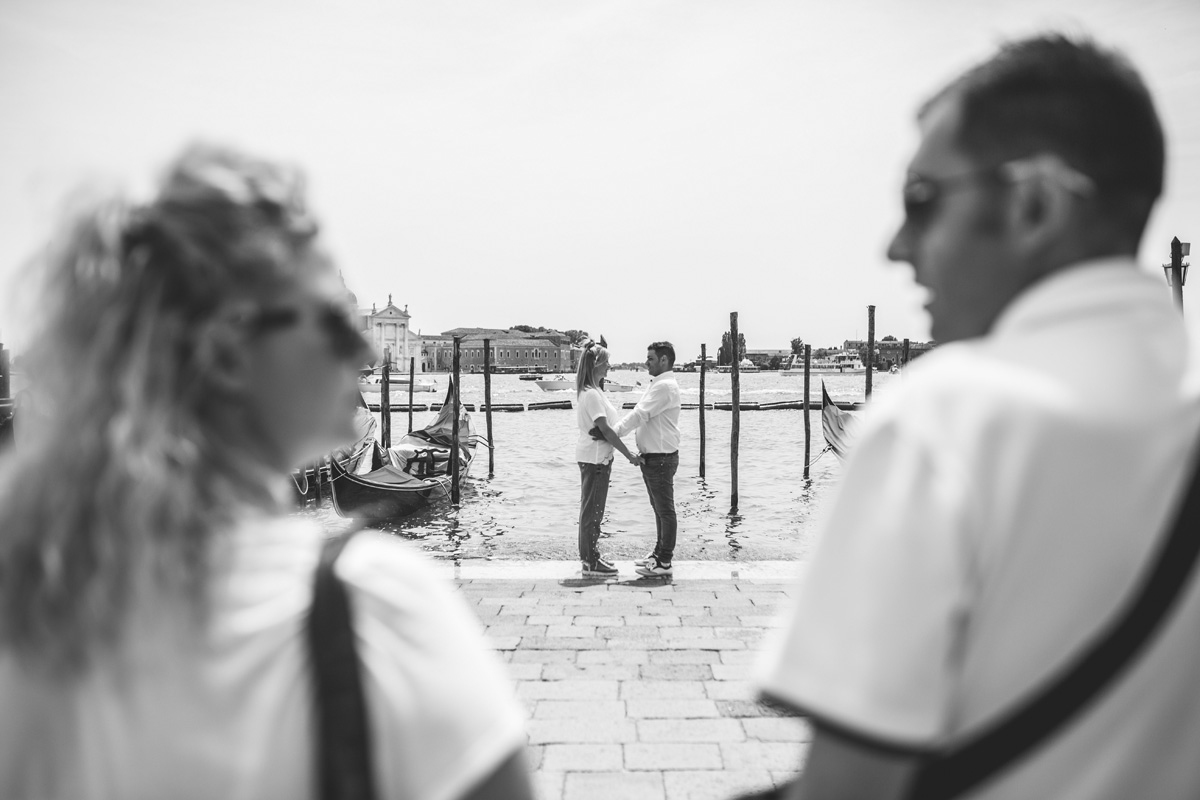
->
[699, 343, 707, 479]
[407, 356, 415, 433]
[381, 347, 391, 449]
[865, 304, 875, 400]
[729, 312, 740, 513]
[0, 342, 9, 400]
[803, 344, 812, 479]
[902, 337, 910, 367]
[451, 336, 461, 505]
[484, 338, 495, 476]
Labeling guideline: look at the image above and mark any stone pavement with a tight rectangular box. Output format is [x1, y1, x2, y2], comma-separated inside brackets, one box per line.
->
[438, 561, 812, 800]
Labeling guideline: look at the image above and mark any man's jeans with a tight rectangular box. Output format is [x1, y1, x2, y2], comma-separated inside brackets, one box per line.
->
[578, 461, 612, 562]
[640, 451, 678, 563]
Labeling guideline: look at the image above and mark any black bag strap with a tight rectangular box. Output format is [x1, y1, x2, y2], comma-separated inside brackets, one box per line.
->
[308, 531, 377, 800]
[909, 447, 1200, 799]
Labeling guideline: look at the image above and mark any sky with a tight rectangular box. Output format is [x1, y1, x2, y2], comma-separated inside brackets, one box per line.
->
[2, 0, 1199, 362]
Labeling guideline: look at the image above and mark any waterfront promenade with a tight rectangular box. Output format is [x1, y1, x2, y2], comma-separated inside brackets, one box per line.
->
[431, 560, 811, 800]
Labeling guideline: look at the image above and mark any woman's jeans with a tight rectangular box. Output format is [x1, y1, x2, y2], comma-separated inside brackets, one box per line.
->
[578, 461, 612, 562]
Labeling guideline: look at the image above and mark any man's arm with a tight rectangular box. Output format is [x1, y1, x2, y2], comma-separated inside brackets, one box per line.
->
[612, 381, 671, 438]
[784, 724, 920, 800]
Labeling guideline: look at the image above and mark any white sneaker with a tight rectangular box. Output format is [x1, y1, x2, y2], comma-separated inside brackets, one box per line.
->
[634, 552, 657, 568]
[635, 557, 672, 577]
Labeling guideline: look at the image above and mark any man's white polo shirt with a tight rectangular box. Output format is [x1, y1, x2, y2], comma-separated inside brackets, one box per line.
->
[758, 259, 1200, 798]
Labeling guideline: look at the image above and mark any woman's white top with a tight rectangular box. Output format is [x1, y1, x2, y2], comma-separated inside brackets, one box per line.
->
[575, 386, 621, 464]
[0, 517, 525, 800]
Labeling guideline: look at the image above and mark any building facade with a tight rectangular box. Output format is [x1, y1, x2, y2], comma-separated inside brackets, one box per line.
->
[422, 328, 577, 373]
[358, 296, 424, 371]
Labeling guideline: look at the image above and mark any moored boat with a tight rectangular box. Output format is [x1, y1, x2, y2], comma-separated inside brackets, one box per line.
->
[329, 380, 488, 519]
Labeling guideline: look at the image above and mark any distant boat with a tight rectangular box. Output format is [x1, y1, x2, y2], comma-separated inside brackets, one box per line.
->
[359, 373, 437, 393]
[329, 380, 487, 519]
[536, 375, 573, 391]
[782, 350, 865, 376]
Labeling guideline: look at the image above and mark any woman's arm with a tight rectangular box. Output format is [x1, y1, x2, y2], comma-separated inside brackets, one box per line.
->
[458, 749, 535, 800]
[593, 415, 642, 465]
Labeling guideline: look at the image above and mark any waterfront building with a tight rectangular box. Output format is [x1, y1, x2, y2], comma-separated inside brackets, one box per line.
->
[357, 297, 424, 371]
[843, 337, 935, 369]
[422, 328, 578, 373]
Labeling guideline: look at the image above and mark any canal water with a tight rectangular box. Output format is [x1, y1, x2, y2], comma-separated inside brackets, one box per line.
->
[298, 370, 901, 562]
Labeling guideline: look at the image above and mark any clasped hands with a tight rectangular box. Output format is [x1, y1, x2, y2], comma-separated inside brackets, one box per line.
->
[589, 426, 643, 467]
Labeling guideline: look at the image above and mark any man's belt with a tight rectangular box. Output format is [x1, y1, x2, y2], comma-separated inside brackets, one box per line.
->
[641, 451, 678, 460]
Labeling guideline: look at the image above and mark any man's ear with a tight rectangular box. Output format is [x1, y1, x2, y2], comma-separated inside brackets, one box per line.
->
[1005, 157, 1084, 254]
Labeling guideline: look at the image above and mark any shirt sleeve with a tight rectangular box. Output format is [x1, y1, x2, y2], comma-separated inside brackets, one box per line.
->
[756, 411, 972, 749]
[337, 534, 526, 800]
[613, 381, 669, 437]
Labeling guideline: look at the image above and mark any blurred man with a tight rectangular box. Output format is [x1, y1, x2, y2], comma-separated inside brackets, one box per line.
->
[613, 341, 681, 577]
[757, 34, 1200, 799]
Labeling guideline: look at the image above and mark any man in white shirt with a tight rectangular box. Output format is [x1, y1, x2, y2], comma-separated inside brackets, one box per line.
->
[756, 34, 1200, 799]
[612, 341, 682, 577]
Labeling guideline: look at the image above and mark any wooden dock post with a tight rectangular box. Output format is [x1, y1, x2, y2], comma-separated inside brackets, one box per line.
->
[729, 312, 740, 513]
[313, 457, 324, 508]
[407, 356, 415, 433]
[0, 342, 9, 400]
[699, 343, 707, 479]
[803, 344, 812, 480]
[483, 338, 495, 476]
[381, 347, 391, 449]
[865, 304, 875, 400]
[902, 337, 910, 367]
[451, 336, 461, 505]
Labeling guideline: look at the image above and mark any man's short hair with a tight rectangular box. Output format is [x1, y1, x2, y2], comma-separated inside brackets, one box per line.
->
[922, 34, 1164, 240]
[648, 341, 675, 366]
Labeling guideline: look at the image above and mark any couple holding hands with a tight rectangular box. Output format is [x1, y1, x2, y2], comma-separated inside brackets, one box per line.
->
[574, 338, 681, 578]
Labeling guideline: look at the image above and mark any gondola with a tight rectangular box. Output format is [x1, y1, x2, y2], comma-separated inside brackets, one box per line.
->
[822, 381, 863, 461]
[328, 379, 488, 519]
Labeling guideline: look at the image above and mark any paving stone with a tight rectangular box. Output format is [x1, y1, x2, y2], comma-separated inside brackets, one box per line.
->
[484, 636, 521, 651]
[572, 615, 624, 626]
[504, 662, 545, 680]
[545, 625, 598, 638]
[541, 743, 624, 771]
[512, 649, 577, 664]
[639, 664, 714, 681]
[637, 718, 746, 743]
[719, 742, 801, 771]
[625, 699, 721, 719]
[520, 637, 607, 650]
[619, 680, 706, 700]
[525, 744, 545, 770]
[485, 624, 548, 637]
[714, 628, 766, 644]
[718, 651, 760, 665]
[533, 770, 564, 800]
[712, 664, 754, 681]
[563, 771, 664, 800]
[625, 743, 722, 770]
[743, 717, 813, 742]
[623, 614, 682, 627]
[527, 614, 570, 625]
[517, 680, 618, 700]
[576, 649, 650, 665]
[533, 700, 627, 719]
[714, 700, 799, 719]
[649, 650, 722, 665]
[541, 663, 641, 681]
[663, 770, 775, 800]
[703, 680, 756, 700]
[738, 615, 786, 628]
[660, 628, 716, 641]
[527, 718, 638, 744]
[597, 625, 661, 640]
[678, 615, 744, 628]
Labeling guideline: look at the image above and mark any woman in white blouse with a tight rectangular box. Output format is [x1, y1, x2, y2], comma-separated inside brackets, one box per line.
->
[574, 338, 642, 576]
[0, 145, 532, 800]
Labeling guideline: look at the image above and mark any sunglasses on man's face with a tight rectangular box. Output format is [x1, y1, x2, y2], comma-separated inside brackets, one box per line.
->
[246, 301, 368, 358]
[902, 157, 1097, 228]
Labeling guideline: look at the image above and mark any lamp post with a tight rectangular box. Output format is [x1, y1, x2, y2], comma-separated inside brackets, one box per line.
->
[1163, 236, 1191, 312]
